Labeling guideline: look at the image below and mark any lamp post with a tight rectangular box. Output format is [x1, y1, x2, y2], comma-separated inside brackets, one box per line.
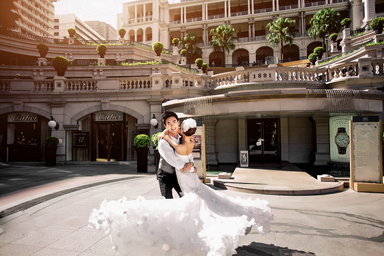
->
[48, 116, 59, 130]
[150, 114, 158, 129]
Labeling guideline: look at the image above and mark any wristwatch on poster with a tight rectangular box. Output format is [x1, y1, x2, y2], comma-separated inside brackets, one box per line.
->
[335, 127, 349, 155]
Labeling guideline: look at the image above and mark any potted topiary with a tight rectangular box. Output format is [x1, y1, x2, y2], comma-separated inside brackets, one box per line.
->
[172, 38, 180, 47]
[202, 63, 208, 73]
[180, 49, 187, 57]
[370, 17, 384, 34]
[37, 43, 49, 58]
[313, 46, 325, 60]
[134, 134, 150, 172]
[308, 53, 317, 65]
[340, 18, 351, 29]
[68, 28, 76, 37]
[45, 136, 59, 166]
[151, 132, 162, 170]
[195, 58, 204, 69]
[152, 41, 164, 56]
[52, 56, 69, 76]
[118, 28, 126, 38]
[96, 44, 107, 58]
[329, 33, 338, 43]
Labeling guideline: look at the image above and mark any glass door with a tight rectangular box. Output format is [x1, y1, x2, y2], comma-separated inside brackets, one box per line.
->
[247, 119, 279, 162]
[95, 122, 126, 161]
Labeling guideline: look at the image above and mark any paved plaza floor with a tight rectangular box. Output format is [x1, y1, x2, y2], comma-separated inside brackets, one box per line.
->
[0, 163, 383, 255]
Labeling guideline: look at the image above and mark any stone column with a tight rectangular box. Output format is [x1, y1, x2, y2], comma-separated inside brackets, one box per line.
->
[144, 4, 146, 21]
[228, 0, 231, 17]
[49, 102, 66, 164]
[205, 120, 218, 165]
[364, 0, 374, 24]
[352, 0, 362, 30]
[313, 116, 330, 166]
[251, 0, 254, 14]
[225, 1, 227, 18]
[276, 0, 279, 11]
[184, 7, 187, 23]
[135, 5, 137, 23]
[248, 0, 250, 15]
[181, 7, 184, 23]
[273, 0, 275, 12]
[147, 99, 163, 157]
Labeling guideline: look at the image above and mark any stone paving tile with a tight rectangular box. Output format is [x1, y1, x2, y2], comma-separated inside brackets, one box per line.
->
[31, 247, 80, 256]
[47, 230, 105, 252]
[48, 216, 89, 231]
[0, 243, 43, 256]
[0, 227, 31, 243]
[32, 213, 68, 229]
[13, 227, 73, 247]
[80, 235, 118, 256]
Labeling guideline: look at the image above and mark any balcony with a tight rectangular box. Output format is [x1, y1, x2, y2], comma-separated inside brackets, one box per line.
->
[128, 18, 135, 24]
[305, 1, 325, 7]
[279, 4, 298, 10]
[254, 8, 273, 14]
[186, 17, 202, 23]
[238, 37, 249, 42]
[145, 16, 153, 22]
[231, 11, 248, 17]
[208, 14, 225, 20]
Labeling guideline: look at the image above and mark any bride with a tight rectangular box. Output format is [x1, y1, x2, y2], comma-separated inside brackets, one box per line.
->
[89, 118, 273, 256]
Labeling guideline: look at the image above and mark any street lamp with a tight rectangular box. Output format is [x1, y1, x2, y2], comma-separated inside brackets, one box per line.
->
[150, 114, 158, 129]
[48, 116, 59, 130]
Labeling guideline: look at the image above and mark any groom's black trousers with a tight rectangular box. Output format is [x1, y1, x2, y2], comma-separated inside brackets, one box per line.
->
[157, 170, 183, 199]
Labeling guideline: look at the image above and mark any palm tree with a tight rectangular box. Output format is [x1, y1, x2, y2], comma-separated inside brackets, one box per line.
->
[182, 33, 202, 68]
[307, 8, 341, 49]
[266, 17, 296, 63]
[210, 24, 238, 67]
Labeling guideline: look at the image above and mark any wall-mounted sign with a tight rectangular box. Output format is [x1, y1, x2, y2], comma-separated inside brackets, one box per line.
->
[94, 111, 123, 122]
[351, 116, 382, 183]
[8, 113, 38, 122]
[329, 116, 353, 162]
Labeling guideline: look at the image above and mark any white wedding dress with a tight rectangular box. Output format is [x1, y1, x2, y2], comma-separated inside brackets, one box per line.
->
[89, 153, 273, 256]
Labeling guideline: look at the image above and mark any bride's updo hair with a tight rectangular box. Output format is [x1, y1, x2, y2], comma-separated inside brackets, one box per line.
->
[181, 118, 197, 136]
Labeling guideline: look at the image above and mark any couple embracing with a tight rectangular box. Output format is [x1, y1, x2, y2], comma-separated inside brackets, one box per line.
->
[89, 110, 273, 256]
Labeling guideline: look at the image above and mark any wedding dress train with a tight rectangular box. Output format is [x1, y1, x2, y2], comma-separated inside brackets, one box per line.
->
[89, 153, 273, 256]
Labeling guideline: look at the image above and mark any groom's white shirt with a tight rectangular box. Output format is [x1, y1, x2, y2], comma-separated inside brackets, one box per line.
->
[158, 133, 194, 173]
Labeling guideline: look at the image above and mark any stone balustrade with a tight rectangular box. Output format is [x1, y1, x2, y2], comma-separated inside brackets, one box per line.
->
[34, 80, 54, 92]
[65, 80, 97, 91]
[119, 78, 152, 90]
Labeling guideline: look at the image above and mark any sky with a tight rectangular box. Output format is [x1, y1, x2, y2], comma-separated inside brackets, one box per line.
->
[54, 0, 181, 30]
[54, 0, 129, 29]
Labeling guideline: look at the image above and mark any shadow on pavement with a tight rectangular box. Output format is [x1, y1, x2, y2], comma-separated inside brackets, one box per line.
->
[235, 242, 316, 256]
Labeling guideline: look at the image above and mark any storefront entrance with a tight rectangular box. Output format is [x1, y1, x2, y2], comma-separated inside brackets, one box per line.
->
[247, 118, 279, 162]
[91, 111, 127, 161]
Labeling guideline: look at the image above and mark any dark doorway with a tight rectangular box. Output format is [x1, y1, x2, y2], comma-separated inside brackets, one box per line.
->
[247, 119, 279, 162]
[92, 121, 127, 161]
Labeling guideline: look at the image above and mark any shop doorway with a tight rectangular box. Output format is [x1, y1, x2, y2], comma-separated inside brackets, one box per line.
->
[92, 121, 127, 161]
[247, 119, 279, 162]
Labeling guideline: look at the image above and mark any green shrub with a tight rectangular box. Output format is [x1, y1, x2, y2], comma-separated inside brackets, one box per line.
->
[96, 44, 107, 57]
[37, 43, 49, 57]
[68, 28, 76, 37]
[202, 63, 208, 70]
[152, 41, 164, 56]
[308, 53, 317, 61]
[118, 28, 126, 38]
[180, 49, 187, 56]
[340, 18, 351, 26]
[195, 58, 203, 68]
[313, 46, 325, 56]
[172, 38, 180, 46]
[151, 132, 162, 149]
[134, 134, 150, 148]
[52, 56, 69, 68]
[370, 17, 384, 30]
[45, 136, 59, 147]
[329, 33, 338, 42]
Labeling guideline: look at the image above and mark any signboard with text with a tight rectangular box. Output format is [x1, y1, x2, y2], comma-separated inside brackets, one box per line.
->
[351, 116, 382, 183]
[94, 111, 123, 122]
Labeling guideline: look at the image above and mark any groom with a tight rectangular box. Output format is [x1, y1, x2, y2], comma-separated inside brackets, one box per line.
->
[157, 111, 194, 199]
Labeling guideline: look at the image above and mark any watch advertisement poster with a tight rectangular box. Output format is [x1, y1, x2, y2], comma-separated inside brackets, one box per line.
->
[329, 116, 353, 162]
